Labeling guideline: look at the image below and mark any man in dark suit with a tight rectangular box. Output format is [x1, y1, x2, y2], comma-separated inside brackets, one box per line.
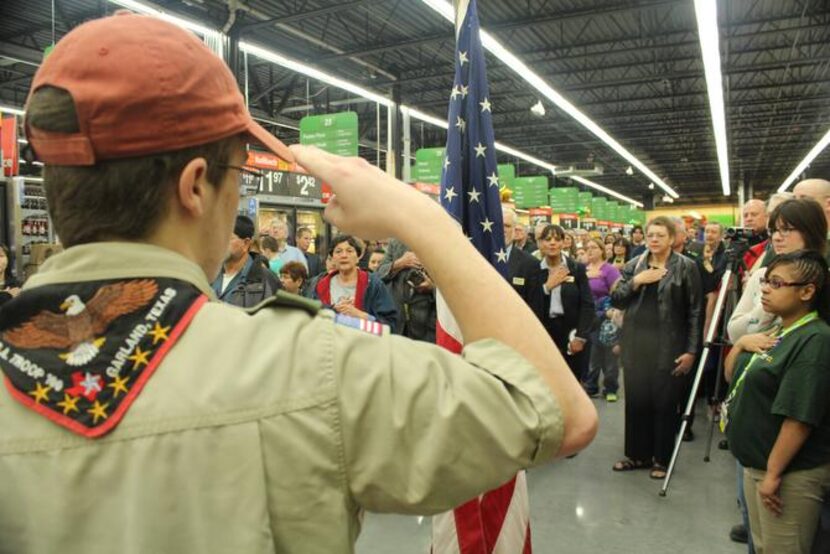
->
[502, 207, 538, 303]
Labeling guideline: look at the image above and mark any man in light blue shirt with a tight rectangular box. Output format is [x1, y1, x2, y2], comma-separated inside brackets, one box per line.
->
[269, 219, 308, 270]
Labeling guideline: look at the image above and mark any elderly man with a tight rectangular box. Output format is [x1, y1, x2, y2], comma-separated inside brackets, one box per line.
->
[503, 206, 538, 302]
[268, 219, 308, 271]
[793, 178, 830, 262]
[514, 221, 535, 254]
[741, 199, 769, 247]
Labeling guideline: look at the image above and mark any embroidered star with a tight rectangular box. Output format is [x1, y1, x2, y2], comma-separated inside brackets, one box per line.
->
[459, 51, 469, 66]
[480, 97, 492, 112]
[28, 382, 52, 404]
[450, 85, 461, 101]
[474, 143, 487, 158]
[480, 218, 494, 233]
[444, 187, 458, 203]
[455, 116, 466, 133]
[79, 373, 103, 397]
[496, 248, 508, 263]
[57, 393, 80, 415]
[460, 85, 469, 98]
[468, 189, 481, 203]
[444, 157, 451, 170]
[128, 346, 150, 371]
[87, 400, 109, 424]
[149, 322, 170, 345]
[108, 375, 130, 398]
[487, 172, 500, 187]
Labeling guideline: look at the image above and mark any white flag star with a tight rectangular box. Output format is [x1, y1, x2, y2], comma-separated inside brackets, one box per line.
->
[455, 116, 466, 133]
[460, 84, 469, 98]
[474, 143, 487, 158]
[480, 218, 494, 233]
[468, 189, 481, 203]
[459, 51, 469, 66]
[496, 248, 508, 263]
[480, 97, 492, 112]
[444, 157, 451, 169]
[450, 85, 460, 101]
[487, 172, 499, 187]
[444, 187, 458, 202]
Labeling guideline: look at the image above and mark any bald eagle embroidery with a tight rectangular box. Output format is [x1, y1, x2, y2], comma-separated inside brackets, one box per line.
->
[2, 280, 158, 366]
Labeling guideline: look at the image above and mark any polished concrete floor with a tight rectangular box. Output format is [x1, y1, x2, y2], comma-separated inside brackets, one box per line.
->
[356, 396, 745, 553]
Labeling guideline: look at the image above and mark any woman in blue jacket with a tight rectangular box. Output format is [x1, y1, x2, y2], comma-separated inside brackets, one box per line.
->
[312, 235, 398, 329]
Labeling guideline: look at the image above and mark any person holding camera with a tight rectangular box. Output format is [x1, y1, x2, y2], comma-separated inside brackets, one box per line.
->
[375, 238, 436, 341]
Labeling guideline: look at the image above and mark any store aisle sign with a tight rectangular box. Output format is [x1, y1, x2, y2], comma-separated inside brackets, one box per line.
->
[498, 164, 516, 190]
[578, 191, 593, 211]
[411, 147, 445, 184]
[550, 187, 579, 213]
[591, 197, 608, 220]
[300, 112, 359, 157]
[512, 176, 549, 209]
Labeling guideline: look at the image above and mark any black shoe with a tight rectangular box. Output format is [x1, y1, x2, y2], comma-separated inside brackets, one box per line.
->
[718, 439, 729, 450]
[682, 428, 695, 442]
[729, 524, 748, 544]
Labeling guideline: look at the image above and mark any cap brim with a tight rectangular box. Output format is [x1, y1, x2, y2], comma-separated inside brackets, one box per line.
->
[245, 118, 294, 164]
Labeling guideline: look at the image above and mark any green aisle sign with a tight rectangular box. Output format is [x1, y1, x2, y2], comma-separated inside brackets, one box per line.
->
[411, 147, 446, 184]
[549, 187, 579, 213]
[498, 164, 516, 190]
[578, 192, 593, 212]
[606, 201, 620, 223]
[300, 112, 359, 157]
[591, 197, 608, 220]
[512, 176, 549, 209]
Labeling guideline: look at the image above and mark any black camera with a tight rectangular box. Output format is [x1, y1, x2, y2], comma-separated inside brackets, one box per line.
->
[406, 269, 429, 288]
[725, 227, 754, 241]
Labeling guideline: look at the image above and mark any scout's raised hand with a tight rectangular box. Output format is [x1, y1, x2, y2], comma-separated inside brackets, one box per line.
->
[289, 145, 441, 240]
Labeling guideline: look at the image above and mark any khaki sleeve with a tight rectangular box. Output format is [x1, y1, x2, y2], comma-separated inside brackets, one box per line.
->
[328, 321, 563, 514]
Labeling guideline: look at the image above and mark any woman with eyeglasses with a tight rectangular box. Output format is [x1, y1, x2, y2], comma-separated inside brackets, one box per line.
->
[610, 216, 702, 479]
[724, 197, 827, 553]
[723, 250, 830, 554]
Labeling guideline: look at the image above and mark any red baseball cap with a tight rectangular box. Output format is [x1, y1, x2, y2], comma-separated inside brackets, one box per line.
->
[25, 13, 293, 165]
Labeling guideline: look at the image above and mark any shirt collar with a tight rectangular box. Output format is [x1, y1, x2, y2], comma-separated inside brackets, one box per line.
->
[24, 242, 217, 300]
[540, 253, 568, 270]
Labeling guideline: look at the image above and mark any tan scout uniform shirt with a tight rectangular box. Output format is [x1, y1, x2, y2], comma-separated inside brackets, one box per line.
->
[0, 243, 564, 554]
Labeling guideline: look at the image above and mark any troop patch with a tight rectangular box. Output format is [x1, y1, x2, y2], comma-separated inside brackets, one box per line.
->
[0, 278, 207, 438]
[333, 313, 389, 336]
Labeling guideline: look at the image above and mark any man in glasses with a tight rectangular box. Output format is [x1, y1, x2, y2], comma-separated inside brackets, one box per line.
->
[212, 215, 281, 308]
[0, 13, 596, 553]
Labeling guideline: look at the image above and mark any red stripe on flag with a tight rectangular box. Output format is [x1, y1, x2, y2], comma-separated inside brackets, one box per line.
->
[453, 498, 487, 554]
[480, 477, 517, 549]
[436, 321, 463, 354]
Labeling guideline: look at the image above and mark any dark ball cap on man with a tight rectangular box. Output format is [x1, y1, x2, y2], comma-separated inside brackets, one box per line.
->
[24, 12, 292, 165]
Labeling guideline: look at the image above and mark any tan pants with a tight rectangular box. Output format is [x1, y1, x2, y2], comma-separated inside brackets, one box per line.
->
[744, 464, 830, 554]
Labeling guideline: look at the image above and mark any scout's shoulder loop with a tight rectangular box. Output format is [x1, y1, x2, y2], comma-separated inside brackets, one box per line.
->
[245, 290, 322, 317]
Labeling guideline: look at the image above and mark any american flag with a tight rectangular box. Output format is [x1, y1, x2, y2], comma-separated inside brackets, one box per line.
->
[433, 0, 532, 553]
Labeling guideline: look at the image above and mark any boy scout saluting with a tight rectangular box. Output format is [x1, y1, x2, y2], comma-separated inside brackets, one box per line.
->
[0, 13, 597, 554]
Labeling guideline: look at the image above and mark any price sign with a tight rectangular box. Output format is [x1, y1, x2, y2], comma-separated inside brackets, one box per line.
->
[255, 170, 323, 199]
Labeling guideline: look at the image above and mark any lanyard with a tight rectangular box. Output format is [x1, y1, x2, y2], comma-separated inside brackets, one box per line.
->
[730, 311, 819, 394]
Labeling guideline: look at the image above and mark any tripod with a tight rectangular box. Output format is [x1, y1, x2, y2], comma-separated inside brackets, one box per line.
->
[659, 242, 747, 496]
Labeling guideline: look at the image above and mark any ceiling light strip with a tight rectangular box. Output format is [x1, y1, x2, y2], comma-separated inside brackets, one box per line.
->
[570, 176, 643, 208]
[778, 129, 830, 192]
[694, 0, 730, 196]
[418, 0, 678, 199]
[0, 105, 26, 116]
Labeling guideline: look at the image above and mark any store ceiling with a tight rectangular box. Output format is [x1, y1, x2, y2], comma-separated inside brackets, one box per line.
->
[1, 0, 829, 206]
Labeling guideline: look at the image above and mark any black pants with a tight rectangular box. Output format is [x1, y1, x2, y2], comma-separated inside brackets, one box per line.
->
[547, 317, 586, 381]
[624, 362, 683, 466]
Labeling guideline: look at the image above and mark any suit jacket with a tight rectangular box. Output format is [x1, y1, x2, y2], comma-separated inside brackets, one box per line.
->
[526, 256, 596, 341]
[507, 246, 538, 303]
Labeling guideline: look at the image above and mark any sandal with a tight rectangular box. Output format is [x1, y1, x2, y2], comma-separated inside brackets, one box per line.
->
[612, 458, 647, 472]
[649, 464, 668, 479]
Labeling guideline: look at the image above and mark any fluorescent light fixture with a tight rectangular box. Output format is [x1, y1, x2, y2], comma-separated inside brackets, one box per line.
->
[778, 129, 830, 192]
[419, 0, 678, 199]
[694, 0, 730, 196]
[401, 106, 448, 129]
[0, 105, 25, 116]
[530, 101, 545, 117]
[240, 41, 394, 107]
[570, 175, 643, 208]
[109, 0, 219, 38]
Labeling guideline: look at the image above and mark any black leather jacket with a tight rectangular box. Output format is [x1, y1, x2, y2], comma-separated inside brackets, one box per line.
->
[611, 250, 702, 370]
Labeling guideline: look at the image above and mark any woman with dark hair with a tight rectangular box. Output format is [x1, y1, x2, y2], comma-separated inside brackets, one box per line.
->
[729, 198, 828, 341]
[0, 244, 21, 307]
[611, 216, 702, 479]
[562, 232, 577, 258]
[311, 235, 397, 328]
[527, 225, 595, 379]
[609, 238, 631, 270]
[724, 250, 830, 553]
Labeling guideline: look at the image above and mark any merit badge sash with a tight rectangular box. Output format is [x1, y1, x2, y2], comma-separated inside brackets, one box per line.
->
[0, 278, 207, 438]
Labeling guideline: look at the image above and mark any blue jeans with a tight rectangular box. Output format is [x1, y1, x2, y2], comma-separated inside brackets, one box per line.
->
[583, 331, 619, 394]
[737, 460, 756, 554]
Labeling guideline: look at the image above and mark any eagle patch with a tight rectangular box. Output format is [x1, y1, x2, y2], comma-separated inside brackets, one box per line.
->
[0, 278, 206, 438]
